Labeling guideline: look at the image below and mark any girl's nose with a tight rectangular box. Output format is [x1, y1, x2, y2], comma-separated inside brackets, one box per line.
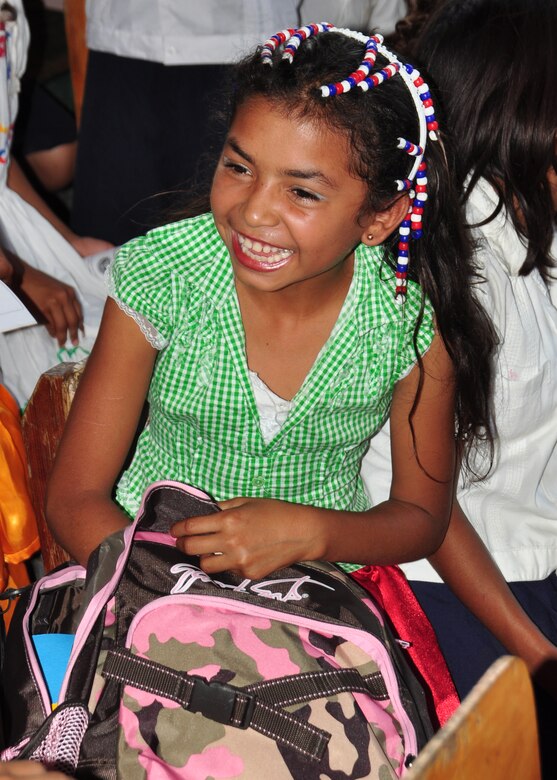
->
[242, 182, 280, 227]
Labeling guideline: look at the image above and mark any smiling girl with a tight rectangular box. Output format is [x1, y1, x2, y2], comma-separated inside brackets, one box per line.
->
[46, 27, 493, 626]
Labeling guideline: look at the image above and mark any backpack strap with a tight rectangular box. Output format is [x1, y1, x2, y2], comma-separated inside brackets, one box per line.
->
[246, 667, 389, 704]
[102, 648, 330, 762]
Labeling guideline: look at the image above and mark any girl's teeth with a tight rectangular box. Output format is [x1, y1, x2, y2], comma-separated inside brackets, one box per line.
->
[237, 234, 292, 263]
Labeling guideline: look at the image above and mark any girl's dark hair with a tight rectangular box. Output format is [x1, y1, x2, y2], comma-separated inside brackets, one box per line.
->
[226, 32, 496, 468]
[416, 0, 557, 281]
[385, 0, 446, 58]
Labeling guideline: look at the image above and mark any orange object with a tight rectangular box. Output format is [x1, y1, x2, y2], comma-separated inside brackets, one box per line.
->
[0, 384, 40, 626]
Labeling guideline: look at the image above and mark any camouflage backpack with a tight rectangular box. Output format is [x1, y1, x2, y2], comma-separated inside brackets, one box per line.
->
[0, 481, 434, 779]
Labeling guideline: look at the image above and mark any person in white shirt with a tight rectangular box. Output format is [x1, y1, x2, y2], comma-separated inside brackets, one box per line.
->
[362, 1, 557, 775]
[71, 0, 407, 245]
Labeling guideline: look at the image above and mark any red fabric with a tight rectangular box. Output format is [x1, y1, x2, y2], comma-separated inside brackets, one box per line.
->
[351, 564, 460, 728]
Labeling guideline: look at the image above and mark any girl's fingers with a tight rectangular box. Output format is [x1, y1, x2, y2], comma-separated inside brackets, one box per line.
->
[171, 514, 222, 538]
[178, 531, 224, 558]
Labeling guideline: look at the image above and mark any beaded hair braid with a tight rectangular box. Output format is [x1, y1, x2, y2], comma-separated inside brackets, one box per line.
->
[260, 23, 439, 303]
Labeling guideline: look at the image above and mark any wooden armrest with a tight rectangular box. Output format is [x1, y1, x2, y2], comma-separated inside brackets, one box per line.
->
[21, 361, 86, 571]
[408, 655, 541, 780]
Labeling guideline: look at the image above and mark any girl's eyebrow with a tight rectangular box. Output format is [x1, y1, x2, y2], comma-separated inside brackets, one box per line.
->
[226, 136, 337, 190]
[227, 137, 254, 163]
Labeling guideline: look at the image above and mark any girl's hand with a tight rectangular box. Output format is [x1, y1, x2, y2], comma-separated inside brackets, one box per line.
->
[0, 248, 14, 285]
[171, 498, 324, 580]
[20, 263, 83, 346]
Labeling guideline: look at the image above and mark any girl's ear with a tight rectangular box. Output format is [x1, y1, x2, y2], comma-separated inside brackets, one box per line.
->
[360, 194, 410, 246]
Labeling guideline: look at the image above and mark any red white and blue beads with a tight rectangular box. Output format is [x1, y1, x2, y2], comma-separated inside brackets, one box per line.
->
[396, 205, 413, 302]
[282, 23, 333, 63]
[259, 24, 439, 303]
[260, 28, 298, 65]
[319, 34, 379, 96]
[261, 24, 333, 67]
[403, 64, 439, 140]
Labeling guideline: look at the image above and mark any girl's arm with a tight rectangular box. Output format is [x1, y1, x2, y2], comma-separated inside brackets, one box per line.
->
[46, 298, 157, 565]
[429, 502, 557, 697]
[173, 332, 456, 577]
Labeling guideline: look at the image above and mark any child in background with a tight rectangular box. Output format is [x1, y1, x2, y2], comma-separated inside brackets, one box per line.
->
[363, 0, 557, 773]
[0, 1, 111, 406]
[47, 24, 495, 720]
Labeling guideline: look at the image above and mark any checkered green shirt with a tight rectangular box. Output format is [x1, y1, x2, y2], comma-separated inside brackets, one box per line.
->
[109, 214, 434, 542]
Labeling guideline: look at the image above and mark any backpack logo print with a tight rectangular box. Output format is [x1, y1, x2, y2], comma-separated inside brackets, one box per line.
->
[170, 563, 335, 602]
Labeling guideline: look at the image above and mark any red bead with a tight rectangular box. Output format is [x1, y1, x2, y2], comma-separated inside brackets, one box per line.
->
[398, 242, 409, 251]
[414, 76, 424, 87]
[422, 98, 433, 108]
[418, 162, 427, 171]
[428, 120, 439, 131]
[412, 207, 424, 215]
[415, 184, 427, 193]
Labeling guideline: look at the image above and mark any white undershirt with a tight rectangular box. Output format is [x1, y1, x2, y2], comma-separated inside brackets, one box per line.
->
[249, 370, 293, 445]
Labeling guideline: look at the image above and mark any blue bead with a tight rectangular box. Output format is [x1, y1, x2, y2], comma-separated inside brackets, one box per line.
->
[414, 199, 426, 208]
[397, 263, 408, 272]
[404, 63, 414, 74]
[421, 91, 431, 100]
[398, 251, 409, 259]
[346, 76, 357, 88]
[401, 220, 411, 228]
[412, 229, 423, 239]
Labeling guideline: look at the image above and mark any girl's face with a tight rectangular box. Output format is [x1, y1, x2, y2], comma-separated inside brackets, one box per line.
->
[210, 96, 371, 295]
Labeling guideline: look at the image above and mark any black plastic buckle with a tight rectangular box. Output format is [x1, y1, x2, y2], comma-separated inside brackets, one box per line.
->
[188, 677, 256, 729]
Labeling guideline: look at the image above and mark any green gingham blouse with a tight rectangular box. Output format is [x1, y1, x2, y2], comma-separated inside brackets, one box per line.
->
[108, 213, 435, 533]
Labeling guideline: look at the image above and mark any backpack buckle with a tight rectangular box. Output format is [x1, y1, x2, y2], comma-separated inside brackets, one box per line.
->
[188, 677, 256, 729]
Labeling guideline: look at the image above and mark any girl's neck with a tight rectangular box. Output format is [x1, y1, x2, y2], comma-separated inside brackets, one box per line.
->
[237, 254, 355, 401]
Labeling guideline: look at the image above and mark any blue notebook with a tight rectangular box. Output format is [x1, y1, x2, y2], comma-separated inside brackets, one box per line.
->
[33, 633, 75, 705]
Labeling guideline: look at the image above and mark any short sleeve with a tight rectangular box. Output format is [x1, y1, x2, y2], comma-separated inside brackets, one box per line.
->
[107, 232, 180, 349]
[394, 286, 435, 381]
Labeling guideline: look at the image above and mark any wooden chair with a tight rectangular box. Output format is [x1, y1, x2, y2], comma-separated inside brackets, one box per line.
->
[408, 655, 541, 780]
[21, 361, 83, 571]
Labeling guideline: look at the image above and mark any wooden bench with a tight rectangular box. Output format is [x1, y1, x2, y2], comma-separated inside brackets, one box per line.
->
[409, 655, 541, 779]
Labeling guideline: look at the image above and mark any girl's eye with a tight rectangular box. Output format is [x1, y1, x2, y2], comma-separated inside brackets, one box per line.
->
[222, 159, 251, 175]
[290, 187, 322, 202]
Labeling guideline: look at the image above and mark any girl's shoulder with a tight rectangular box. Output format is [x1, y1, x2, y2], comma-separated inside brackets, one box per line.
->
[356, 243, 432, 327]
[141, 212, 225, 268]
[111, 212, 227, 289]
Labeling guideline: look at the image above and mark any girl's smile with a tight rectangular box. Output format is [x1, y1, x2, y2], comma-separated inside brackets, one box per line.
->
[210, 95, 372, 297]
[232, 230, 294, 272]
